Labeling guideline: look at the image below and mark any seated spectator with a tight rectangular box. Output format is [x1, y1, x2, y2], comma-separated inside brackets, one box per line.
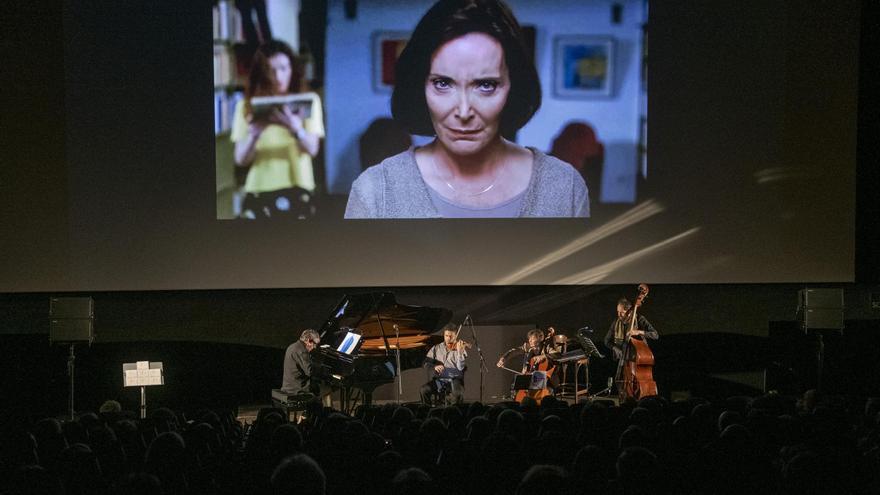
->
[391, 467, 434, 495]
[515, 464, 569, 495]
[270, 423, 303, 462]
[614, 446, 662, 495]
[110, 472, 162, 495]
[144, 431, 188, 495]
[271, 453, 326, 495]
[32, 418, 68, 471]
[572, 445, 610, 494]
[57, 443, 106, 495]
[9, 465, 64, 495]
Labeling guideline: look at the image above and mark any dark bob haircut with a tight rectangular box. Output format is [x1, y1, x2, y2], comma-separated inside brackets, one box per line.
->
[391, 0, 542, 137]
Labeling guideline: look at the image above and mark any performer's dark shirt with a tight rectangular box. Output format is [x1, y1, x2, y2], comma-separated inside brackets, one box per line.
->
[281, 340, 314, 394]
[604, 315, 659, 361]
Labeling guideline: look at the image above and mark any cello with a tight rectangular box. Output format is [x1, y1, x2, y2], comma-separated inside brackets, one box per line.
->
[513, 329, 557, 404]
[615, 284, 658, 401]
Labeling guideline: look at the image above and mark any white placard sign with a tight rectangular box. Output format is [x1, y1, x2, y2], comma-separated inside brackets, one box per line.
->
[122, 361, 164, 387]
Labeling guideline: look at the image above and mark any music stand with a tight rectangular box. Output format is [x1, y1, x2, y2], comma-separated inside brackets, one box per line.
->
[512, 371, 548, 391]
[566, 328, 605, 400]
[576, 331, 606, 400]
[123, 361, 164, 419]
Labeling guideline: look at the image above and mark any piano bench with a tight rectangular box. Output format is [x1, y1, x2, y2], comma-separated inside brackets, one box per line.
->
[271, 389, 316, 422]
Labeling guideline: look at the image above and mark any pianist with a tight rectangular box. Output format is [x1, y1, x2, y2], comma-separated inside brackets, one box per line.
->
[420, 324, 468, 404]
[281, 329, 321, 396]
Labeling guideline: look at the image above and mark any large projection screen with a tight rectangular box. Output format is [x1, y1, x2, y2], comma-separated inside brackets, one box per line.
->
[0, 0, 860, 292]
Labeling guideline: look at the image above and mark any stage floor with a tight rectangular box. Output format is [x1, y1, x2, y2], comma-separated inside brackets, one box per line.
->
[235, 392, 619, 424]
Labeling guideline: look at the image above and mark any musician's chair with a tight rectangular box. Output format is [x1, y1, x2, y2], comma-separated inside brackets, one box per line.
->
[421, 377, 464, 405]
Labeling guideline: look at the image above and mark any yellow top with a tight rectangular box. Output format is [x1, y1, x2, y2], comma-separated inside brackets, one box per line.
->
[230, 92, 325, 193]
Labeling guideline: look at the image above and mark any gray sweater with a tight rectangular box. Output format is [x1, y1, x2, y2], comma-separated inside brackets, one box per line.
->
[344, 148, 590, 218]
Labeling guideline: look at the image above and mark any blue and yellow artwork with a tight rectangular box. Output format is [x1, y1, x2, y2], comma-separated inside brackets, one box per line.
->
[554, 36, 614, 98]
[564, 45, 608, 90]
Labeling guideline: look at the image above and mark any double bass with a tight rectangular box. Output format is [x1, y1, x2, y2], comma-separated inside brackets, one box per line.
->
[615, 284, 658, 401]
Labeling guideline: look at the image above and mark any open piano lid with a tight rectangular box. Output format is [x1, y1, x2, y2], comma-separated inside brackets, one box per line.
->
[318, 292, 452, 352]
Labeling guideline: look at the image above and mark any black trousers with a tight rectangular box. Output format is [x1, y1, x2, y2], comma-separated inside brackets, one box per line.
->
[420, 377, 465, 405]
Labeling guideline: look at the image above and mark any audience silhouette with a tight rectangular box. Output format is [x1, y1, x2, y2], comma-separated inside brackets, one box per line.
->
[1, 389, 878, 494]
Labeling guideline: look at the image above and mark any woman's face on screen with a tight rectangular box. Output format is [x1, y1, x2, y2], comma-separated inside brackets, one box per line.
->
[268, 53, 293, 94]
[425, 32, 510, 156]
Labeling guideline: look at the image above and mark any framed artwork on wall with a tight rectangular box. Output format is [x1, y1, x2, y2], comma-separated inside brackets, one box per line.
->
[553, 35, 615, 98]
[372, 31, 410, 93]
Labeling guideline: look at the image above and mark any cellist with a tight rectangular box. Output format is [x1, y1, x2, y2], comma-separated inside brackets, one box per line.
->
[604, 297, 660, 363]
[496, 328, 561, 394]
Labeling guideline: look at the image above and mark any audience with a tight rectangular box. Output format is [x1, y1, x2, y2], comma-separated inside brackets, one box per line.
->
[271, 453, 326, 495]
[2, 389, 879, 495]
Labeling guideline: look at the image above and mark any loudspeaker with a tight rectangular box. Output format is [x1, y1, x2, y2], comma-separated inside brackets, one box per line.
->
[798, 288, 843, 309]
[50, 318, 94, 344]
[50, 297, 94, 318]
[49, 297, 94, 344]
[798, 288, 843, 330]
[802, 308, 844, 330]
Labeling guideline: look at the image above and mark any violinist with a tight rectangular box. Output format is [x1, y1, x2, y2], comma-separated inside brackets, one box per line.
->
[420, 323, 469, 405]
[604, 297, 659, 362]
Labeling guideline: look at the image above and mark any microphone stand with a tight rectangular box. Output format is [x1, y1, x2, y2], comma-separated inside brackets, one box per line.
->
[467, 315, 488, 403]
[393, 324, 402, 404]
[67, 343, 77, 421]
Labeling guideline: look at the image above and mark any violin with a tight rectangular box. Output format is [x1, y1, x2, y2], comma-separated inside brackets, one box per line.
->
[446, 322, 472, 351]
[446, 339, 471, 351]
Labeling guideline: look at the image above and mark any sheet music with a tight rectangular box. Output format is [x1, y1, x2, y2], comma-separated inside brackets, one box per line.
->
[336, 332, 362, 355]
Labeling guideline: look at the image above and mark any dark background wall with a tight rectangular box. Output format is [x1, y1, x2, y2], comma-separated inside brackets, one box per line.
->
[3, 283, 880, 418]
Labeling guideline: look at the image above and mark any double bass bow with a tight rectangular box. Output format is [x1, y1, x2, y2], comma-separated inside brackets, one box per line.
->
[615, 283, 658, 401]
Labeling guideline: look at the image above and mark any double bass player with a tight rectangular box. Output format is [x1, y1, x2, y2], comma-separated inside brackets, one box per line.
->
[604, 298, 660, 361]
[605, 294, 660, 400]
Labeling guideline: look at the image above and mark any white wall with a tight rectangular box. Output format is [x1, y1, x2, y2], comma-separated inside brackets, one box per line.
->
[267, 0, 300, 52]
[324, 0, 645, 201]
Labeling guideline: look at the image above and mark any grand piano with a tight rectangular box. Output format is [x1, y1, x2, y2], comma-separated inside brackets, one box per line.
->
[312, 292, 452, 410]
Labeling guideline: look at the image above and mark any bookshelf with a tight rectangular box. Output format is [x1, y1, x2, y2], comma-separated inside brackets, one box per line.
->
[213, 0, 245, 136]
[213, 1, 246, 218]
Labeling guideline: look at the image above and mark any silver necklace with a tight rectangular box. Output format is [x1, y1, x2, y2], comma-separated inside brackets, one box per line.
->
[432, 153, 499, 197]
